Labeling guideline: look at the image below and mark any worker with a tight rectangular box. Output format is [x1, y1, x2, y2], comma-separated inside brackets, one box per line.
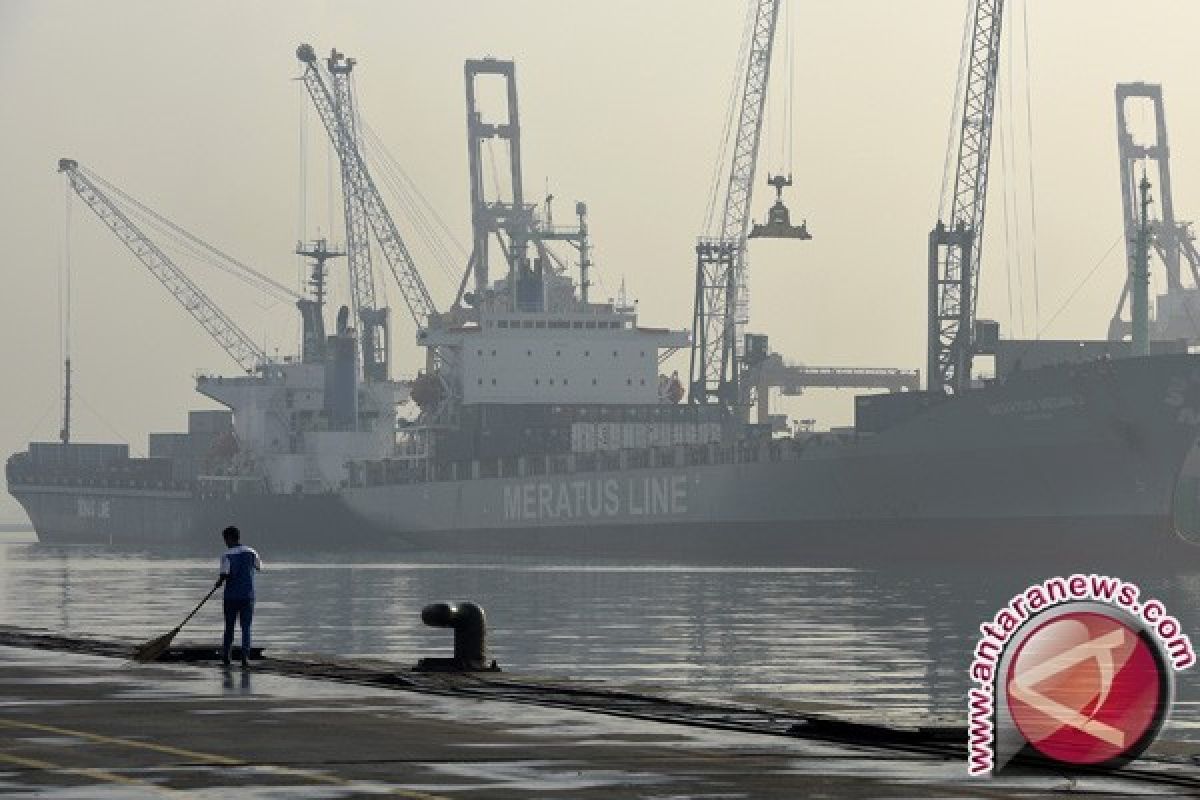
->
[214, 525, 262, 668]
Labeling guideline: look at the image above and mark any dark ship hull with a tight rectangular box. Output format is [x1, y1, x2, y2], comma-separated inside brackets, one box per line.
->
[9, 354, 1200, 566]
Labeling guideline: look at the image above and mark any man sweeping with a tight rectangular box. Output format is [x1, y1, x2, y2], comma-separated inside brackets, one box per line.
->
[215, 525, 262, 668]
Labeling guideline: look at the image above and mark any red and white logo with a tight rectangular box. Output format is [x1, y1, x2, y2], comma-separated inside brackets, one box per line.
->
[1005, 610, 1168, 766]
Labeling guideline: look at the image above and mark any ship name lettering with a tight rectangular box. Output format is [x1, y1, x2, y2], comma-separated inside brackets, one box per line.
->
[502, 476, 686, 521]
[505, 488, 522, 520]
[603, 479, 619, 515]
[987, 395, 1077, 417]
[75, 497, 111, 519]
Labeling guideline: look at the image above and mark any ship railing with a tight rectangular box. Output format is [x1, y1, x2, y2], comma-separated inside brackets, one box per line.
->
[4, 469, 192, 492]
[344, 433, 850, 490]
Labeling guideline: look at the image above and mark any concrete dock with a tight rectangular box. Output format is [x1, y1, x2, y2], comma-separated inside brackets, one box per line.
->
[0, 629, 1197, 797]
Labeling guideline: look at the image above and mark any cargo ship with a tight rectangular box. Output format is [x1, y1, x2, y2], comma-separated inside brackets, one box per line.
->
[7, 350, 1200, 564]
[8, 292, 1200, 563]
[8, 31, 1200, 566]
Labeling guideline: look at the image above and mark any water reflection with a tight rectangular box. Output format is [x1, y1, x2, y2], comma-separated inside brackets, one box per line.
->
[221, 665, 252, 693]
[0, 540, 1196, 741]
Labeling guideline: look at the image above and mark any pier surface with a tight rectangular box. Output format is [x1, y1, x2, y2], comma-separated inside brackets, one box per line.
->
[0, 629, 1197, 797]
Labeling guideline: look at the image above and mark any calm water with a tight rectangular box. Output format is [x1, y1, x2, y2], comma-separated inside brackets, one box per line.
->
[1, 530, 1197, 742]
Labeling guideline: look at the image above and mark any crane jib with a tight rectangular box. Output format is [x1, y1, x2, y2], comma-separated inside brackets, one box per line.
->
[928, 0, 1005, 394]
[58, 160, 268, 374]
[688, 0, 783, 408]
[297, 53, 438, 329]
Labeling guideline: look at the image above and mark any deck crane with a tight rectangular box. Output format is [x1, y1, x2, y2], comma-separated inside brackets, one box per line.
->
[296, 44, 438, 337]
[927, 0, 1005, 394]
[57, 158, 301, 374]
[324, 49, 389, 382]
[688, 0, 807, 410]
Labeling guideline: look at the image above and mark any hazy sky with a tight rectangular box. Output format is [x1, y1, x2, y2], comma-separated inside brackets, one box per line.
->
[3, 0, 1199, 521]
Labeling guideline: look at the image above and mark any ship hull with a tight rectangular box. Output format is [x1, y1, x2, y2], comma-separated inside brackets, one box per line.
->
[8, 490, 1192, 567]
[10, 354, 1200, 567]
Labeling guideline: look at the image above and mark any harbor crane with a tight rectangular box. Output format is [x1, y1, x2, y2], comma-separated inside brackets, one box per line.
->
[927, 0, 1005, 394]
[325, 49, 389, 381]
[462, 58, 529, 307]
[459, 58, 591, 314]
[296, 44, 438, 334]
[57, 158, 301, 374]
[1108, 83, 1200, 343]
[689, 0, 809, 410]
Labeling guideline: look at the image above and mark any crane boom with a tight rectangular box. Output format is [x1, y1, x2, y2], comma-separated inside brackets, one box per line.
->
[297, 44, 437, 330]
[327, 50, 389, 380]
[328, 53, 379, 318]
[689, 0, 782, 407]
[717, 1, 779, 245]
[58, 158, 266, 373]
[927, 0, 1005, 394]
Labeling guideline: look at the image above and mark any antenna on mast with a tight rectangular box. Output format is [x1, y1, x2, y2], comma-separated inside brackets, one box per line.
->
[60, 180, 72, 446]
[59, 359, 71, 446]
[1131, 171, 1154, 357]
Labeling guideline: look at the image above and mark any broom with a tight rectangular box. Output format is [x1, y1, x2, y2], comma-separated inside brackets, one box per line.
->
[132, 583, 220, 663]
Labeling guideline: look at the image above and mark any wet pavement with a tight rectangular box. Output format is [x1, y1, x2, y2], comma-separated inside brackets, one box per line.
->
[4, 542, 1199, 746]
[1, 642, 1198, 798]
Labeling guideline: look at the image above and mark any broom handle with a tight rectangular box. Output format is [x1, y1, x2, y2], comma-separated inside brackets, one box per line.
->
[178, 583, 220, 630]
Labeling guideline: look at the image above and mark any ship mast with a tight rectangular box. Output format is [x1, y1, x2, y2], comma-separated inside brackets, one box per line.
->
[1132, 174, 1154, 357]
[60, 185, 72, 447]
[59, 359, 71, 446]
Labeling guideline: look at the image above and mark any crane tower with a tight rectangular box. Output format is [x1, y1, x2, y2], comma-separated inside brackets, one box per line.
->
[689, 0, 807, 410]
[927, 0, 1005, 395]
[1108, 83, 1200, 343]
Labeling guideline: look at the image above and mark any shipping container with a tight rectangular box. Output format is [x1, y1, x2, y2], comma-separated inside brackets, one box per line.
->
[29, 442, 129, 468]
[188, 410, 233, 435]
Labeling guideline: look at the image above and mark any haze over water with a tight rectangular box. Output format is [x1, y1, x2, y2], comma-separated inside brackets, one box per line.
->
[1, 530, 1197, 744]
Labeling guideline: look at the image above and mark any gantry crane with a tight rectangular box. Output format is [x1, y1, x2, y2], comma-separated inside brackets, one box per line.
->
[688, 0, 807, 409]
[1109, 83, 1200, 343]
[325, 49, 389, 381]
[462, 58, 528, 307]
[58, 158, 301, 374]
[458, 58, 591, 314]
[296, 44, 438, 337]
[927, 0, 1005, 395]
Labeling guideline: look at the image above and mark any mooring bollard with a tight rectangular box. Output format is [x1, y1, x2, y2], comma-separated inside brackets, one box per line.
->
[415, 601, 500, 672]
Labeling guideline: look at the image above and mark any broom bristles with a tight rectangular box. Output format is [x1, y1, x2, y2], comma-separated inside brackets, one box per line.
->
[131, 627, 180, 663]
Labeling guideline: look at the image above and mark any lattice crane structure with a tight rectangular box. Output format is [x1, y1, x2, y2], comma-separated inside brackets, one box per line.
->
[297, 44, 438, 336]
[689, 0, 803, 409]
[58, 158, 301, 374]
[325, 50, 390, 381]
[927, 0, 1005, 394]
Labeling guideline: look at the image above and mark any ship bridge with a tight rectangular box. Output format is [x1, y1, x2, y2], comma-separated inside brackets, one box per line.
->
[423, 306, 689, 407]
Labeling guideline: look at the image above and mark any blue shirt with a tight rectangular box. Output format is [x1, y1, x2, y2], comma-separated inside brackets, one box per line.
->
[220, 545, 262, 600]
